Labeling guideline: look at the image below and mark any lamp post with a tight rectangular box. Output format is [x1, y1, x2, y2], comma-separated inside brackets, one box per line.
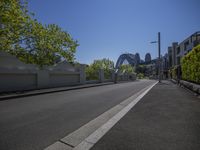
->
[151, 32, 161, 82]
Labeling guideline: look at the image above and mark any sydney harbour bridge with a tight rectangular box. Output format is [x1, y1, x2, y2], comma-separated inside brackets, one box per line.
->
[115, 53, 155, 69]
[115, 53, 136, 69]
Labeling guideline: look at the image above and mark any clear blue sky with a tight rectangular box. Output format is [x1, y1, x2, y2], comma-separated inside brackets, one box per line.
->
[28, 0, 200, 64]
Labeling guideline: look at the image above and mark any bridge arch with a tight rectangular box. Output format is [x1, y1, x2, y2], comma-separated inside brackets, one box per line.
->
[115, 53, 136, 69]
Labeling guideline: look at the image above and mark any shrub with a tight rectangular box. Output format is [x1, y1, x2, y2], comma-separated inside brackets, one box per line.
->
[137, 73, 144, 79]
[171, 66, 177, 80]
[181, 44, 200, 84]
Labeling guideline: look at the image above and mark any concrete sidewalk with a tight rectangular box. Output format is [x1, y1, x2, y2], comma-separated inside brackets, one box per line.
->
[91, 80, 200, 150]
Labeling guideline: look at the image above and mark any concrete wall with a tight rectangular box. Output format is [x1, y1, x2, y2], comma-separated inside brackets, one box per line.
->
[0, 52, 136, 93]
[49, 72, 80, 87]
[0, 52, 85, 93]
[0, 68, 83, 93]
[0, 70, 37, 92]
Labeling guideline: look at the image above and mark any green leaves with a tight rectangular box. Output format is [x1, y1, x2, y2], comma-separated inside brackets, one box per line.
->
[86, 58, 114, 80]
[0, 0, 78, 68]
[119, 64, 135, 74]
[181, 44, 200, 83]
[137, 73, 144, 79]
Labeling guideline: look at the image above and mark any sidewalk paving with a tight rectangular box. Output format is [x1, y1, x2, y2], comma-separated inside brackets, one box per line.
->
[91, 80, 200, 150]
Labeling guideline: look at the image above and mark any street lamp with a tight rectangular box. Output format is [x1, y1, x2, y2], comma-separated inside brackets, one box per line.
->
[150, 32, 161, 82]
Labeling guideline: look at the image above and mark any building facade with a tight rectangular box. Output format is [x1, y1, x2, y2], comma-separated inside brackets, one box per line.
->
[176, 31, 200, 65]
[168, 31, 200, 68]
[168, 46, 172, 68]
[172, 42, 178, 66]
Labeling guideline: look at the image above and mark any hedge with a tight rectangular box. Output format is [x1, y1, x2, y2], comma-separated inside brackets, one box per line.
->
[181, 44, 200, 84]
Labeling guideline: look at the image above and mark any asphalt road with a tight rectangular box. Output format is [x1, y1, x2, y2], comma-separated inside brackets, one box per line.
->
[0, 79, 156, 150]
[91, 81, 200, 150]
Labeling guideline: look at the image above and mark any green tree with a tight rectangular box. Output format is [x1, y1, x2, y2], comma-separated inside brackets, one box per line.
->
[0, 0, 78, 68]
[21, 22, 78, 68]
[86, 58, 114, 80]
[0, 0, 29, 52]
[119, 64, 135, 74]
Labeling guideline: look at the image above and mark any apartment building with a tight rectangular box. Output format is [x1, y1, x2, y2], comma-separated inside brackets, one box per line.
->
[168, 46, 172, 68]
[168, 31, 200, 68]
[176, 31, 200, 65]
[172, 42, 179, 66]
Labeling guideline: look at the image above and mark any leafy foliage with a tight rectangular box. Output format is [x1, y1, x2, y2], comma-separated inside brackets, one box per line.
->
[135, 65, 148, 75]
[119, 64, 135, 74]
[137, 73, 144, 79]
[172, 67, 177, 79]
[181, 44, 200, 83]
[0, 0, 28, 52]
[0, 0, 78, 68]
[86, 58, 114, 80]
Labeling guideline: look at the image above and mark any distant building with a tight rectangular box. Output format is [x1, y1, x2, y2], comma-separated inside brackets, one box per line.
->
[161, 53, 169, 71]
[172, 42, 178, 66]
[145, 53, 151, 63]
[168, 46, 172, 68]
[161, 53, 169, 79]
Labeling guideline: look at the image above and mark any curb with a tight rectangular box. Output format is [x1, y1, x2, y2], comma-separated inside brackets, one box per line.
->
[170, 79, 200, 96]
[179, 80, 200, 95]
[0, 82, 114, 101]
[170, 79, 177, 84]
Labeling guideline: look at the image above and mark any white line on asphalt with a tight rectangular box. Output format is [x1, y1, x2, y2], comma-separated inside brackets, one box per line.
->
[73, 81, 158, 150]
[44, 81, 158, 150]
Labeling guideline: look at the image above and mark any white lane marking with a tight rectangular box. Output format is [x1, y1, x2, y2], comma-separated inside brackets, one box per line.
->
[44, 81, 158, 150]
[73, 81, 158, 150]
[44, 141, 72, 150]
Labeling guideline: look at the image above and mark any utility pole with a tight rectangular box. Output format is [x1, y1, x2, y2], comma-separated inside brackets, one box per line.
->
[158, 32, 161, 82]
[150, 32, 161, 82]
